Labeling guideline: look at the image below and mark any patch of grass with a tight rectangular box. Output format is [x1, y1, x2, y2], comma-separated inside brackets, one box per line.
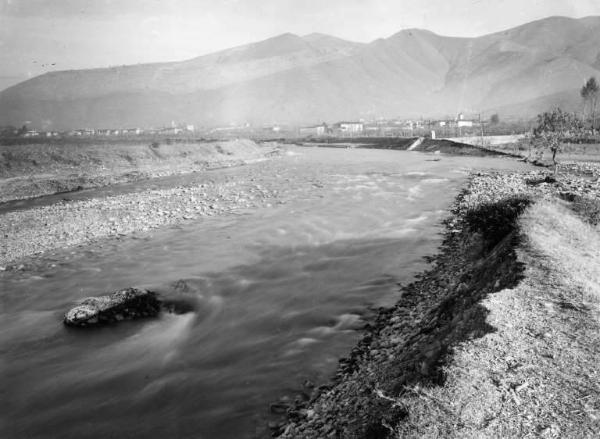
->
[389, 199, 600, 438]
[522, 200, 600, 302]
[559, 192, 600, 225]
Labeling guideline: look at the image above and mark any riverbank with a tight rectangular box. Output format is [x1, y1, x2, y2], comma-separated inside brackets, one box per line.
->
[297, 137, 517, 157]
[0, 139, 278, 203]
[279, 165, 600, 438]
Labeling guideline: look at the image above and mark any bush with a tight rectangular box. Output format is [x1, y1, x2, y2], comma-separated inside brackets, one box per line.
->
[464, 196, 531, 247]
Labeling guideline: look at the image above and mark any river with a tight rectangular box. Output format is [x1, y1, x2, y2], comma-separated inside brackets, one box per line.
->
[1, 147, 528, 438]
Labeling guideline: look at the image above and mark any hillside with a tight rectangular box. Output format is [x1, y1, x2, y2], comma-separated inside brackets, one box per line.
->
[1, 16, 599, 129]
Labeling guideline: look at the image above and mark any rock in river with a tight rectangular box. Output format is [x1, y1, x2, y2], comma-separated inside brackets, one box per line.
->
[64, 287, 161, 327]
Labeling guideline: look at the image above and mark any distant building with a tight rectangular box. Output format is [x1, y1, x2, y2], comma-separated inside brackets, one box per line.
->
[122, 128, 143, 135]
[159, 127, 182, 135]
[364, 124, 380, 134]
[299, 123, 327, 137]
[23, 129, 40, 137]
[261, 125, 282, 133]
[454, 113, 474, 127]
[333, 121, 364, 135]
[69, 128, 95, 136]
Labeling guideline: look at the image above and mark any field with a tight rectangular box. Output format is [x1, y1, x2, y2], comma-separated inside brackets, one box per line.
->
[491, 140, 600, 163]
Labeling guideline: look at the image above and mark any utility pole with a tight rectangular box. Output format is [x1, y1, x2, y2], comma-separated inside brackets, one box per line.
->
[479, 112, 484, 148]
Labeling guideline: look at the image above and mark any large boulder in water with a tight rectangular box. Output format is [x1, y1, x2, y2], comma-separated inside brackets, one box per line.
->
[64, 288, 161, 327]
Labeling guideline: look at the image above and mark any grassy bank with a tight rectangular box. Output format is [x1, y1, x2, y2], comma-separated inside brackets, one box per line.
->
[0, 139, 278, 203]
[279, 167, 600, 438]
[491, 140, 600, 164]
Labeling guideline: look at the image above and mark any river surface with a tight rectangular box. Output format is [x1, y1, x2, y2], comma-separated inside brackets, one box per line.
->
[1, 147, 528, 438]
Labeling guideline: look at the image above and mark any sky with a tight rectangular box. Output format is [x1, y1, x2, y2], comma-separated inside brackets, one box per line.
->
[1, 0, 600, 89]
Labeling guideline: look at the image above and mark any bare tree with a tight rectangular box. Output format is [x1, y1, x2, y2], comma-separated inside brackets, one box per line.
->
[533, 108, 583, 173]
[581, 77, 599, 133]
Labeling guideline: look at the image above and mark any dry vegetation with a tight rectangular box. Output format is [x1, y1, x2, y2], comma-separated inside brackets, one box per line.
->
[493, 141, 600, 164]
[390, 201, 600, 438]
[525, 201, 600, 303]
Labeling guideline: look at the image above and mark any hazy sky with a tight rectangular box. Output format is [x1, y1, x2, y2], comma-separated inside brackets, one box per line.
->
[1, 0, 599, 87]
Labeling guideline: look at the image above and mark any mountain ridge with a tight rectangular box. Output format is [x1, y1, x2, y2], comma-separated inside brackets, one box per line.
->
[1, 15, 599, 129]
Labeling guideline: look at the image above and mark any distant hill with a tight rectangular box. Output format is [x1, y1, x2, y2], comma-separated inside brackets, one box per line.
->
[1, 16, 599, 130]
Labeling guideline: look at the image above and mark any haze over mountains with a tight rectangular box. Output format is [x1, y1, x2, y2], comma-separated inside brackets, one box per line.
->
[1, 16, 599, 130]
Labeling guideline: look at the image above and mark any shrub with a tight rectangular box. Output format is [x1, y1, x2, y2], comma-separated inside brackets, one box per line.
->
[464, 196, 531, 248]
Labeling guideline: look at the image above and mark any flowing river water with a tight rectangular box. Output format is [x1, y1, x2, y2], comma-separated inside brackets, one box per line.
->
[1, 147, 528, 438]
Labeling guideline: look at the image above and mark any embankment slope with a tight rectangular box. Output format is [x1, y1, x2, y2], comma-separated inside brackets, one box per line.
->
[280, 168, 600, 438]
[0, 139, 277, 203]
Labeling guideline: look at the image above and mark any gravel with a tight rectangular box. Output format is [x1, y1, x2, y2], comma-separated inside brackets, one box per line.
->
[0, 173, 282, 267]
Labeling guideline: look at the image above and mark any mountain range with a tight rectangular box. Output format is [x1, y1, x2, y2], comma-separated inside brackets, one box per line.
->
[1, 15, 599, 130]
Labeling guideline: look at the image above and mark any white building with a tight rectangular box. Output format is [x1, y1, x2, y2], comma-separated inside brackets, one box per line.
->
[335, 121, 364, 134]
[299, 124, 327, 136]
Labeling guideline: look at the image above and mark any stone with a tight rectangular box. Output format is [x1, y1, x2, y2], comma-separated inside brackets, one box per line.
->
[270, 402, 290, 414]
[64, 287, 160, 327]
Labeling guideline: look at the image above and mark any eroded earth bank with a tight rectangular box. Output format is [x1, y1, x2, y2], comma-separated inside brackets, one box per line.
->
[280, 166, 600, 438]
[0, 138, 277, 203]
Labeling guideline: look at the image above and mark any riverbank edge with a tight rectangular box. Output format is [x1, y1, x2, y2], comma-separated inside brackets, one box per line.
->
[277, 165, 600, 438]
[0, 139, 279, 204]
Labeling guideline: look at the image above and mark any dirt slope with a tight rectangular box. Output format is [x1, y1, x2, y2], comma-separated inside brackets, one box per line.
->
[0, 139, 278, 203]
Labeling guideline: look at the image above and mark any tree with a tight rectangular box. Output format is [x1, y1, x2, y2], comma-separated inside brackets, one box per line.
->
[490, 113, 500, 124]
[581, 76, 599, 132]
[17, 124, 28, 136]
[533, 108, 583, 173]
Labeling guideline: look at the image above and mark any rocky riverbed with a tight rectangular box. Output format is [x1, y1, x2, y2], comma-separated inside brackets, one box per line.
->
[0, 175, 282, 267]
[278, 164, 600, 438]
